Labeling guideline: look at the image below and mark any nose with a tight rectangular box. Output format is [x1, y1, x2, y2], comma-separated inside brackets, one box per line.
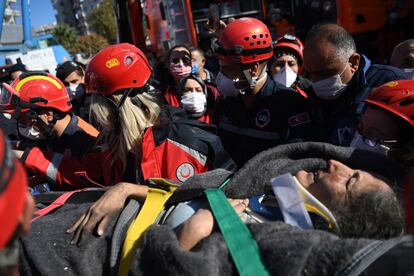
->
[328, 159, 353, 175]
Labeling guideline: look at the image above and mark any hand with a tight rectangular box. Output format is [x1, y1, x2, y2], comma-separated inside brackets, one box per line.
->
[205, 19, 227, 36]
[66, 182, 147, 246]
[178, 198, 249, 251]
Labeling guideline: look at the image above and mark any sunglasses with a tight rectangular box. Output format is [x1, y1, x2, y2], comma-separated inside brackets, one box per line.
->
[171, 56, 192, 65]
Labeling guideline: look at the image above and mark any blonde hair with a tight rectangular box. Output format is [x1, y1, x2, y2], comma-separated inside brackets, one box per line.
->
[90, 91, 161, 172]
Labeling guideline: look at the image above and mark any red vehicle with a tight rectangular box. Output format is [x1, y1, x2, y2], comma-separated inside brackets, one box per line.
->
[114, 0, 413, 60]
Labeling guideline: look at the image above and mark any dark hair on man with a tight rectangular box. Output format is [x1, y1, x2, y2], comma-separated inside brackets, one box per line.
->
[190, 47, 206, 59]
[265, 9, 294, 25]
[334, 190, 404, 239]
[305, 23, 356, 64]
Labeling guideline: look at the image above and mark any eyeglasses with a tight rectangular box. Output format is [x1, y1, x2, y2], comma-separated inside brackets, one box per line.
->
[361, 135, 398, 149]
[170, 56, 192, 65]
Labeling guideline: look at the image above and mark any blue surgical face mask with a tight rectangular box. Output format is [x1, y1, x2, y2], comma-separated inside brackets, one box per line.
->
[312, 64, 348, 100]
[191, 62, 200, 75]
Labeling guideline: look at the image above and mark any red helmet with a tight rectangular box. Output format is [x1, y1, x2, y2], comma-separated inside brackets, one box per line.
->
[85, 43, 152, 95]
[212, 17, 273, 64]
[0, 72, 72, 115]
[0, 128, 29, 249]
[273, 34, 304, 74]
[365, 80, 414, 128]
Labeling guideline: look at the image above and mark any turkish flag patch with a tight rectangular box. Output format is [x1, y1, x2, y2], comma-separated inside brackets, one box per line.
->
[288, 113, 310, 127]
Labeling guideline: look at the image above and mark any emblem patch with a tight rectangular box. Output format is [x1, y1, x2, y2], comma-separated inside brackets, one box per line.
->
[176, 162, 195, 182]
[255, 109, 271, 128]
[288, 113, 310, 127]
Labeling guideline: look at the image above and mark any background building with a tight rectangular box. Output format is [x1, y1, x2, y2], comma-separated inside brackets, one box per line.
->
[52, 0, 104, 35]
[1, 0, 23, 44]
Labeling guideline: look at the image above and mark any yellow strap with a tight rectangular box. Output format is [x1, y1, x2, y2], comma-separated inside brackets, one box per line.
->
[118, 178, 179, 276]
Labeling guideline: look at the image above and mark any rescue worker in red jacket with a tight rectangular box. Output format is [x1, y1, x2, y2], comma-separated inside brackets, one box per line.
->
[62, 43, 235, 244]
[0, 72, 99, 189]
[0, 128, 34, 276]
[269, 34, 311, 98]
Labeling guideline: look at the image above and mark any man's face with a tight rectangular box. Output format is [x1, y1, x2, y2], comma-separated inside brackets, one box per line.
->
[191, 51, 205, 71]
[64, 70, 84, 86]
[219, 59, 245, 80]
[19, 110, 52, 129]
[304, 39, 356, 84]
[296, 159, 391, 210]
[392, 47, 414, 69]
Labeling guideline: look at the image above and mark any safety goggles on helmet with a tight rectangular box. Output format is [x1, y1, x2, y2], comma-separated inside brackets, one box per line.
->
[0, 82, 50, 118]
[211, 38, 274, 59]
[274, 34, 304, 51]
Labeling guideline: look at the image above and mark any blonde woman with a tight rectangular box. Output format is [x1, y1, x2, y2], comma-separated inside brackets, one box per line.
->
[55, 43, 235, 244]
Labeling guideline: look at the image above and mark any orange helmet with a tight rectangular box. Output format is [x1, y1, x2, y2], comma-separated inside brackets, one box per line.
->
[85, 43, 152, 95]
[365, 80, 414, 128]
[211, 17, 273, 64]
[0, 72, 72, 115]
[0, 128, 29, 249]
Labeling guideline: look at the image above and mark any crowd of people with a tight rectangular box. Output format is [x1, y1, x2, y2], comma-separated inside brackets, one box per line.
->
[0, 15, 414, 275]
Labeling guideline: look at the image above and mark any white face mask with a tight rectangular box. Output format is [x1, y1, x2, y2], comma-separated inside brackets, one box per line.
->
[18, 122, 45, 141]
[312, 64, 348, 100]
[402, 68, 414, 80]
[216, 71, 243, 97]
[272, 66, 298, 88]
[180, 92, 207, 114]
[350, 132, 390, 155]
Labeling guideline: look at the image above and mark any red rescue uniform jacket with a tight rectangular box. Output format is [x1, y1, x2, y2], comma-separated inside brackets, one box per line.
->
[21, 107, 236, 190]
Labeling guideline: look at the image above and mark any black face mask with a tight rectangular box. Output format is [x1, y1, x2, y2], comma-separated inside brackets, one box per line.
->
[67, 83, 86, 101]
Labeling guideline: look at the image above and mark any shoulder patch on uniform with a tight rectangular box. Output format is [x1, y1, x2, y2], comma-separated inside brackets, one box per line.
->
[176, 162, 195, 182]
[256, 109, 271, 128]
[288, 112, 310, 127]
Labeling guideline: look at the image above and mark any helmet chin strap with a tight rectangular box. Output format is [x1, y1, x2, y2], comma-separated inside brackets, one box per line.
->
[239, 64, 268, 95]
[33, 113, 58, 140]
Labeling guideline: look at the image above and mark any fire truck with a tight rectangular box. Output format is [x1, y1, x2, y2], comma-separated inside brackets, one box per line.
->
[113, 0, 413, 60]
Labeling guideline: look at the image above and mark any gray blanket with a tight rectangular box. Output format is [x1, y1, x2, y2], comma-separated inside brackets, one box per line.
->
[19, 142, 406, 275]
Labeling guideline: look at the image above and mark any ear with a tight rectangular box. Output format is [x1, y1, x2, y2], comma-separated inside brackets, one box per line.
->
[250, 62, 261, 77]
[349, 53, 361, 74]
[46, 110, 54, 122]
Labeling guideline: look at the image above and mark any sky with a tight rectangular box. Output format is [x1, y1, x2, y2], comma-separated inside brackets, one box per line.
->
[10, 0, 56, 28]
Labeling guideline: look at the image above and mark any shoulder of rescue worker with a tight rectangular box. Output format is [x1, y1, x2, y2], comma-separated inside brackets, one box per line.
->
[366, 63, 408, 85]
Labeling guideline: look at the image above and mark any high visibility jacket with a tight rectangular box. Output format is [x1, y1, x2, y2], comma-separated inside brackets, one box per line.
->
[21, 106, 236, 190]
